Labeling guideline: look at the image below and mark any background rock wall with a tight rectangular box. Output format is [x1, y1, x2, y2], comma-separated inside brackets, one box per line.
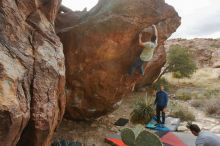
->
[166, 38, 220, 68]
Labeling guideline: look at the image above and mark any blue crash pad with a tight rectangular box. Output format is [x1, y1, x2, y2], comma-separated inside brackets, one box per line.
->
[146, 116, 180, 132]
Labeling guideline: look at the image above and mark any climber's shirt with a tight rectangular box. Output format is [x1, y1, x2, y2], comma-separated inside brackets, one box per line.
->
[140, 42, 157, 62]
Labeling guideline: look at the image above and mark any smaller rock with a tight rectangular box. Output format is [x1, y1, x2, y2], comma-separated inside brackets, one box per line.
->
[91, 123, 98, 128]
[213, 61, 220, 68]
[178, 125, 188, 132]
[108, 114, 115, 118]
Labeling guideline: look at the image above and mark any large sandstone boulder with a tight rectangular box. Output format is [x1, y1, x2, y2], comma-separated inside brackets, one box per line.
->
[0, 0, 65, 146]
[57, 0, 181, 120]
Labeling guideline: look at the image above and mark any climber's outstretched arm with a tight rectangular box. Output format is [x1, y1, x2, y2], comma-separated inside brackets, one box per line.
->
[139, 33, 145, 47]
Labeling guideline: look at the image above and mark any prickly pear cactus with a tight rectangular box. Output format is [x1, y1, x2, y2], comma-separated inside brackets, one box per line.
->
[135, 130, 163, 146]
[121, 125, 163, 146]
[121, 128, 135, 146]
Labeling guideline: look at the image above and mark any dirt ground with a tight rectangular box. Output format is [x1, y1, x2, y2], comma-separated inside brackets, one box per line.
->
[53, 92, 142, 146]
[53, 89, 220, 146]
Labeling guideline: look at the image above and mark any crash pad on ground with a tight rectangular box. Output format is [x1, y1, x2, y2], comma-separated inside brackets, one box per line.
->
[173, 132, 196, 146]
[155, 131, 187, 146]
[146, 116, 180, 132]
[105, 131, 187, 146]
[114, 118, 129, 126]
[105, 134, 126, 146]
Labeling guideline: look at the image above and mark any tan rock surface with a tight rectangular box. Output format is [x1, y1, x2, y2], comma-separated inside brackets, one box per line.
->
[0, 1, 65, 146]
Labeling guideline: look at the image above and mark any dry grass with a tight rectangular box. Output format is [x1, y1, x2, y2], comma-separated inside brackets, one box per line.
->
[164, 68, 220, 104]
[191, 99, 203, 108]
[205, 98, 220, 116]
[191, 98, 220, 117]
[176, 92, 192, 101]
[204, 89, 220, 98]
[169, 101, 195, 121]
[163, 66, 220, 119]
[172, 109, 195, 122]
[164, 68, 220, 89]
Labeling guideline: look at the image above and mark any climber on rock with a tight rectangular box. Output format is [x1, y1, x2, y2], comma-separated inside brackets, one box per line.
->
[128, 24, 158, 76]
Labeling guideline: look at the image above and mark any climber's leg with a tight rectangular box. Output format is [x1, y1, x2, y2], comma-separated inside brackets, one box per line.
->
[128, 58, 142, 75]
[140, 63, 144, 76]
[141, 61, 149, 76]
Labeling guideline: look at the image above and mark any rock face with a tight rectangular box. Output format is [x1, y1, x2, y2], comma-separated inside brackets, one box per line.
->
[165, 38, 220, 68]
[57, 0, 180, 120]
[0, 1, 65, 146]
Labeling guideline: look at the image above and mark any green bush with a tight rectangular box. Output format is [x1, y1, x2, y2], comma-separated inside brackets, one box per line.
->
[167, 45, 197, 78]
[152, 77, 170, 91]
[172, 71, 182, 78]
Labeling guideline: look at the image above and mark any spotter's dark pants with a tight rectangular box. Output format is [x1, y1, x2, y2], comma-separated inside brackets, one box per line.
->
[156, 105, 166, 124]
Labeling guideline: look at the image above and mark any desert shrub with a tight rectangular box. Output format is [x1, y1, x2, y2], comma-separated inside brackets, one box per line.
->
[206, 105, 218, 115]
[130, 98, 155, 124]
[154, 45, 197, 83]
[172, 71, 182, 78]
[176, 93, 192, 101]
[191, 99, 203, 108]
[170, 102, 195, 121]
[204, 89, 220, 98]
[205, 98, 220, 116]
[172, 108, 195, 121]
[191, 93, 201, 99]
[210, 44, 220, 48]
[152, 77, 170, 91]
[191, 98, 220, 117]
[167, 45, 197, 78]
[193, 93, 206, 99]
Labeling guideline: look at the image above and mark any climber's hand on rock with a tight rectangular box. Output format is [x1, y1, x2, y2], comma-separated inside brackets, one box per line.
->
[142, 27, 153, 33]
